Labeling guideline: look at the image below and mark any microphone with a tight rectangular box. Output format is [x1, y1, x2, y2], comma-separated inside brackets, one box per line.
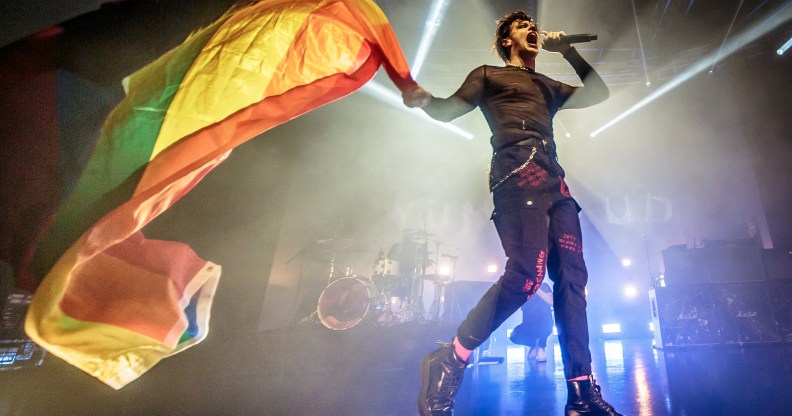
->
[560, 34, 598, 44]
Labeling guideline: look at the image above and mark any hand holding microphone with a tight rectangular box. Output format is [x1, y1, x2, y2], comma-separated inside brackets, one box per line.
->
[541, 31, 597, 53]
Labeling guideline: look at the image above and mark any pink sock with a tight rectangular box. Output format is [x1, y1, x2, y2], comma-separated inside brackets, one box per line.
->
[452, 338, 472, 362]
[568, 375, 589, 381]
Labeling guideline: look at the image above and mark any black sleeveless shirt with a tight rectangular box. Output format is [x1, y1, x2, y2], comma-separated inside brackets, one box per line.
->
[449, 65, 577, 188]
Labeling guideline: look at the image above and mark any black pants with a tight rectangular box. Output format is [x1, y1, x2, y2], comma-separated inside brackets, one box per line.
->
[456, 173, 592, 379]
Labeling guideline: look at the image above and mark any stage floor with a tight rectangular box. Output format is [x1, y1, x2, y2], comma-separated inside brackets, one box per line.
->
[3, 321, 792, 415]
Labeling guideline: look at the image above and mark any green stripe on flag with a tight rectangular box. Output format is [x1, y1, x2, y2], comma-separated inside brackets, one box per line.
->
[33, 17, 230, 277]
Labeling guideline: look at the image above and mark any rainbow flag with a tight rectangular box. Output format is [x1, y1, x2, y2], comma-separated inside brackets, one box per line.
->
[25, 0, 416, 389]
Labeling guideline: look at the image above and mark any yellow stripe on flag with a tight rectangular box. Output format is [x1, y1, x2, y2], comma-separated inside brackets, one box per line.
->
[151, 0, 370, 160]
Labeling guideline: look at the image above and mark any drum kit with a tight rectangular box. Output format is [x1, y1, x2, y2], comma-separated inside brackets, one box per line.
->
[313, 230, 456, 330]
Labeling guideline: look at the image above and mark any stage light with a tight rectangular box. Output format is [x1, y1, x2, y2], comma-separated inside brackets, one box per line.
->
[555, 117, 572, 139]
[411, 0, 451, 78]
[623, 285, 638, 298]
[439, 266, 451, 275]
[645, 81, 651, 87]
[649, 322, 654, 332]
[552, 326, 558, 335]
[361, 81, 474, 139]
[603, 340, 624, 361]
[707, 0, 746, 74]
[602, 323, 622, 334]
[590, 2, 792, 137]
[487, 264, 498, 273]
[621, 258, 632, 267]
[778, 35, 792, 55]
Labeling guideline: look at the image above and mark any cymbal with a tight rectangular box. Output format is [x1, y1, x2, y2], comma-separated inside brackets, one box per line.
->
[311, 238, 370, 252]
[286, 238, 364, 265]
[313, 238, 355, 246]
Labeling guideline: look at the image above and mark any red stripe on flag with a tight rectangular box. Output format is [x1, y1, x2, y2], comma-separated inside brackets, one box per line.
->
[59, 232, 208, 342]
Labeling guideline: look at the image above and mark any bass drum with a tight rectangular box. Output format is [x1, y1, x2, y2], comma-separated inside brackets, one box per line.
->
[317, 277, 382, 330]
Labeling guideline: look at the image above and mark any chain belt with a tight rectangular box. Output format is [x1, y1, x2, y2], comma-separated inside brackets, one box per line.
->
[489, 145, 537, 192]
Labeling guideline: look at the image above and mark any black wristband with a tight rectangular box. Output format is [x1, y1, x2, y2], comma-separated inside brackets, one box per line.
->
[562, 46, 579, 59]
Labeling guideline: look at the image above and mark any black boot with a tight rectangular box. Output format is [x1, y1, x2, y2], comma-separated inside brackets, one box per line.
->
[417, 341, 468, 416]
[565, 375, 623, 416]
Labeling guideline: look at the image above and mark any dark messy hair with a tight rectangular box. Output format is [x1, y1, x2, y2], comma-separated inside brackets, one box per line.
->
[493, 11, 533, 63]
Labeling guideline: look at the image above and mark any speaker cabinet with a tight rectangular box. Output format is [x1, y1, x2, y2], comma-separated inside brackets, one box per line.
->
[650, 285, 720, 348]
[662, 246, 766, 285]
[763, 249, 792, 280]
[768, 281, 792, 341]
[662, 248, 711, 284]
[651, 281, 790, 348]
[707, 247, 765, 282]
[711, 282, 780, 344]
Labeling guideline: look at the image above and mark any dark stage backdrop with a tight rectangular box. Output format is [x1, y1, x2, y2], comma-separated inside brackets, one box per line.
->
[2, 0, 790, 338]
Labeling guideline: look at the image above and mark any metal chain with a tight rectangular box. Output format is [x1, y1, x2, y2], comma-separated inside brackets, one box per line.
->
[489, 146, 537, 192]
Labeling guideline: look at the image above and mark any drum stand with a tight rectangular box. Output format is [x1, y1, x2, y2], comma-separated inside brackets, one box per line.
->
[404, 273, 426, 322]
[426, 253, 456, 321]
[378, 292, 404, 326]
[404, 237, 432, 322]
[427, 281, 445, 321]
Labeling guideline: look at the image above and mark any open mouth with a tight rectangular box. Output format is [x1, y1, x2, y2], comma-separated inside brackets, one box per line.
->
[527, 32, 539, 47]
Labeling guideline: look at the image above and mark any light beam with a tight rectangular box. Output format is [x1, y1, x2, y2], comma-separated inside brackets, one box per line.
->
[361, 81, 474, 140]
[709, 0, 745, 73]
[631, 0, 651, 86]
[412, 0, 452, 78]
[591, 2, 792, 137]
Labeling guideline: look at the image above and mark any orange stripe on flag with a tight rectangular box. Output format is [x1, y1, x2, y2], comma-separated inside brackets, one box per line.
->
[59, 233, 206, 343]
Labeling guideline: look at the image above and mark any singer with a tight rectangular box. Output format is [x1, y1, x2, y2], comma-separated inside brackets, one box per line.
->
[403, 10, 621, 416]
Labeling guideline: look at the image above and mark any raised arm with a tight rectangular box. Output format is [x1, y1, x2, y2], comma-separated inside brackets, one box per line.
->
[543, 32, 610, 109]
[561, 47, 610, 108]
